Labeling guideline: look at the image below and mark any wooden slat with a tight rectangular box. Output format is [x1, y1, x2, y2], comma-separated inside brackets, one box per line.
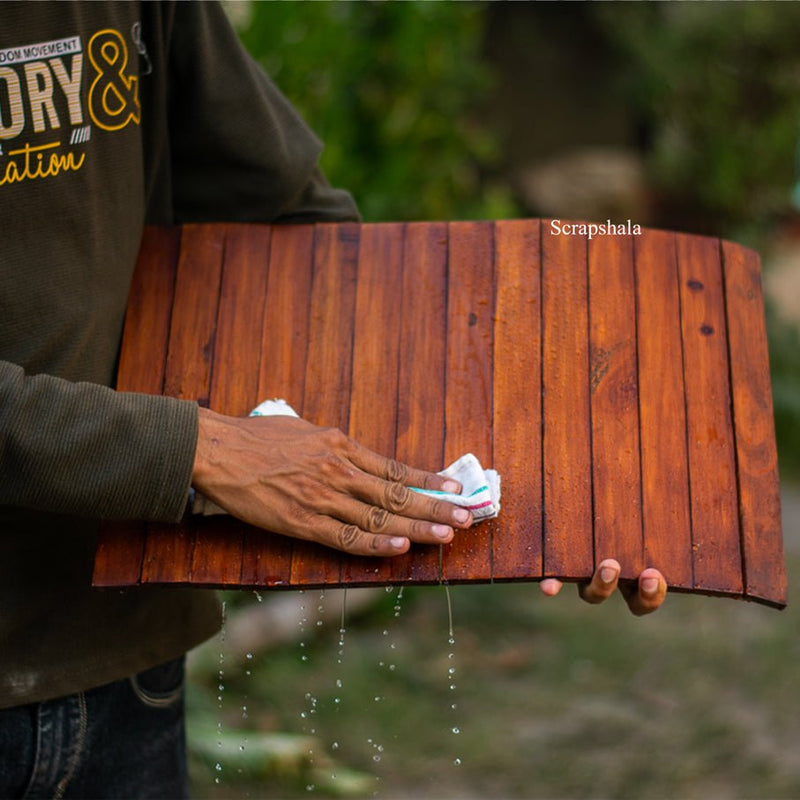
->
[289, 223, 359, 587]
[140, 224, 226, 585]
[634, 230, 693, 588]
[94, 221, 786, 608]
[588, 233, 643, 580]
[391, 222, 448, 584]
[722, 242, 786, 606]
[189, 224, 270, 587]
[93, 226, 180, 587]
[677, 234, 742, 596]
[342, 223, 406, 585]
[240, 224, 316, 587]
[541, 223, 593, 579]
[441, 222, 495, 582]
[491, 219, 543, 580]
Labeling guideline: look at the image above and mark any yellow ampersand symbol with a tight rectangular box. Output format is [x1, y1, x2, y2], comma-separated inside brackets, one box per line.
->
[88, 29, 141, 131]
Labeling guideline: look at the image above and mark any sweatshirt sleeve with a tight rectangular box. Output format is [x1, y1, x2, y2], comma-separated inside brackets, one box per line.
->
[0, 360, 198, 522]
[150, 1, 359, 225]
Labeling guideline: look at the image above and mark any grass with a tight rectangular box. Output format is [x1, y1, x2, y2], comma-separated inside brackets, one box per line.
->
[187, 499, 800, 800]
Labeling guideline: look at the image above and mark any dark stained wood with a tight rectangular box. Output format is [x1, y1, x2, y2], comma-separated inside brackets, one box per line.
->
[677, 234, 743, 596]
[141, 225, 225, 585]
[491, 219, 543, 580]
[93, 221, 786, 608]
[289, 223, 360, 587]
[93, 226, 180, 587]
[541, 223, 594, 579]
[240, 224, 316, 588]
[721, 242, 786, 607]
[441, 222, 495, 582]
[634, 230, 693, 588]
[588, 233, 644, 580]
[189, 224, 270, 587]
[342, 223, 406, 585]
[391, 222, 448, 584]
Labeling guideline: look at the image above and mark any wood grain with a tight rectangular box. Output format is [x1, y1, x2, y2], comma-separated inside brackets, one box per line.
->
[93, 226, 180, 587]
[677, 235, 742, 596]
[588, 233, 643, 580]
[721, 241, 785, 607]
[491, 219, 543, 580]
[541, 223, 594, 579]
[634, 230, 693, 589]
[92, 221, 786, 607]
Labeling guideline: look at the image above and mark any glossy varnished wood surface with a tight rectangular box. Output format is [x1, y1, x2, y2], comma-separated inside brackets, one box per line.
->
[93, 221, 786, 607]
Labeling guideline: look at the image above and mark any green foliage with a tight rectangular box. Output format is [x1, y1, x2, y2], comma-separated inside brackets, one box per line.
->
[767, 309, 800, 478]
[235, 1, 516, 222]
[592, 3, 800, 230]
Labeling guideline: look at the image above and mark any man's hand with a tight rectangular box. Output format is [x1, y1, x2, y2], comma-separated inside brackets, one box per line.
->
[191, 409, 473, 556]
[539, 559, 667, 616]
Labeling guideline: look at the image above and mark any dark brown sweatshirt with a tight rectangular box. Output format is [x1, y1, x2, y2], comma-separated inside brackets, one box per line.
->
[0, 1, 358, 708]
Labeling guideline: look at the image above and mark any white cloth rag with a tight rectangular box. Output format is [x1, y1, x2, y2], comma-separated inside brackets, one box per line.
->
[411, 453, 500, 521]
[192, 400, 501, 524]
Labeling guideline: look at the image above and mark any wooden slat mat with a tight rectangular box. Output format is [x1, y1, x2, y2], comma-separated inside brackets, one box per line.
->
[92, 220, 786, 607]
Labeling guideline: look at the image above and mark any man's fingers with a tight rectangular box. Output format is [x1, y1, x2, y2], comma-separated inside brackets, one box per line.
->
[578, 558, 621, 604]
[298, 514, 412, 556]
[619, 568, 667, 616]
[313, 493, 457, 545]
[349, 441, 463, 496]
[340, 467, 473, 531]
[539, 578, 564, 597]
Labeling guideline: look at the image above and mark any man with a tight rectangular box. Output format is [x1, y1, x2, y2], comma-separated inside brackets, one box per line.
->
[0, 2, 665, 797]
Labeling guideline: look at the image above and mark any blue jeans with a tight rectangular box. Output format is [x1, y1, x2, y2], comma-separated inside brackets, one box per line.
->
[0, 657, 188, 799]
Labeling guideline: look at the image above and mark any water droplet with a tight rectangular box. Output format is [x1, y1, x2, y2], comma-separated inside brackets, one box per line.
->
[306, 784, 315, 791]
[454, 757, 462, 766]
[316, 620, 324, 627]
[335, 678, 343, 688]
[373, 695, 382, 702]
[385, 586, 394, 593]
[253, 591, 263, 603]
[215, 763, 222, 772]
[452, 727, 460, 735]
[373, 755, 381, 762]
[246, 652, 253, 660]
[301, 655, 308, 662]
[331, 741, 339, 750]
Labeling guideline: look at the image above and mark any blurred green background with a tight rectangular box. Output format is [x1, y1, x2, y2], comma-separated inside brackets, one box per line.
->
[189, 3, 800, 798]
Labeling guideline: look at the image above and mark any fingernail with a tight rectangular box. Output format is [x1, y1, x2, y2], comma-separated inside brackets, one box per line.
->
[390, 537, 408, 550]
[441, 479, 461, 494]
[432, 524, 453, 540]
[453, 508, 470, 525]
[642, 577, 659, 596]
[600, 566, 617, 584]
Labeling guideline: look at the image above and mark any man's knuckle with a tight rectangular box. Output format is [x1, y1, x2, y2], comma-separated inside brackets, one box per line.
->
[337, 524, 362, 551]
[383, 481, 411, 511]
[385, 458, 409, 483]
[365, 505, 390, 532]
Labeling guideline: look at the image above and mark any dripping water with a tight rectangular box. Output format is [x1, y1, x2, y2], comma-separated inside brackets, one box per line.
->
[444, 585, 462, 767]
[215, 599, 227, 784]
